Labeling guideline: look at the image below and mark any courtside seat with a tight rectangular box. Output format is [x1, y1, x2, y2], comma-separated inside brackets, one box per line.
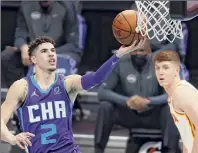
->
[130, 128, 162, 139]
[126, 128, 182, 153]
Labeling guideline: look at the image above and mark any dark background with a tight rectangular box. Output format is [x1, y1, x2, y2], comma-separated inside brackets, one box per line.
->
[2, 1, 198, 74]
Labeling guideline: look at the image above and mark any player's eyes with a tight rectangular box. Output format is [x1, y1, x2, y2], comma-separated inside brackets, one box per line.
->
[41, 50, 47, 53]
[155, 67, 160, 70]
[163, 66, 169, 70]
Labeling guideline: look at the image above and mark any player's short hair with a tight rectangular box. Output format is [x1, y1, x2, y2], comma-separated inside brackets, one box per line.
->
[153, 50, 181, 65]
[28, 36, 55, 57]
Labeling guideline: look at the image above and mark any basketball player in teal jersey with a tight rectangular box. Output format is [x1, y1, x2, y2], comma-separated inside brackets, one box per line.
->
[1, 36, 146, 153]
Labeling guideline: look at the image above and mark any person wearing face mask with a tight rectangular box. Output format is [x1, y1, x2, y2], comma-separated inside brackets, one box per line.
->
[94, 39, 181, 153]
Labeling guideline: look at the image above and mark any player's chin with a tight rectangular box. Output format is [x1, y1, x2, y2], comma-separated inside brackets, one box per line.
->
[47, 66, 56, 72]
[158, 82, 164, 87]
[158, 81, 167, 87]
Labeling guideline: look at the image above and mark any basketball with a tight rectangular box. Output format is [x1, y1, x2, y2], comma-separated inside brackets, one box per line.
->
[112, 10, 143, 46]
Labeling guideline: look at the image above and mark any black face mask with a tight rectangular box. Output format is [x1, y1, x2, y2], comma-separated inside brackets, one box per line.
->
[131, 54, 148, 72]
[39, 1, 52, 12]
[40, 1, 52, 7]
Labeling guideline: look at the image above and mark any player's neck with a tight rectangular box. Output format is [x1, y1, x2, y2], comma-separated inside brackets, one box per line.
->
[165, 76, 181, 97]
[34, 69, 56, 90]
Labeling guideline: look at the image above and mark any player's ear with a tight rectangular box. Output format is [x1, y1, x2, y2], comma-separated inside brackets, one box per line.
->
[176, 65, 180, 73]
[30, 56, 37, 64]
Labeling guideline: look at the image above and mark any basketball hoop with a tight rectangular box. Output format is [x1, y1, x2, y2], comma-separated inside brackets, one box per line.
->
[135, 1, 183, 43]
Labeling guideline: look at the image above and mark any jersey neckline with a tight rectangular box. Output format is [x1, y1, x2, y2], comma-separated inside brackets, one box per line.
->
[30, 74, 58, 94]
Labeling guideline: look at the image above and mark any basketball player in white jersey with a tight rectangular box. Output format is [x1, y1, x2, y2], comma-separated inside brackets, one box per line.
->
[154, 50, 198, 153]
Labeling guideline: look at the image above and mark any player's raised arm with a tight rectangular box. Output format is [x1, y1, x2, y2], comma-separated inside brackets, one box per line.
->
[64, 38, 146, 93]
[1, 79, 35, 149]
[173, 87, 198, 153]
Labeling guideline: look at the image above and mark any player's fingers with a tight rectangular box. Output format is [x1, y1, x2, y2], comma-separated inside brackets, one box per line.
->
[141, 37, 147, 46]
[16, 140, 25, 150]
[120, 45, 126, 48]
[23, 134, 33, 146]
[125, 41, 138, 54]
[140, 36, 146, 44]
[21, 135, 32, 146]
[17, 135, 28, 147]
[21, 133, 34, 146]
[25, 137, 32, 147]
[130, 40, 137, 48]
[25, 132, 35, 138]
[137, 38, 145, 47]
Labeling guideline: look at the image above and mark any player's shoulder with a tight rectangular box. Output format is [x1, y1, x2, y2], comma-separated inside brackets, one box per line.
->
[176, 80, 196, 91]
[12, 78, 27, 88]
[7, 79, 28, 101]
[10, 78, 28, 95]
[173, 80, 198, 107]
[173, 80, 197, 97]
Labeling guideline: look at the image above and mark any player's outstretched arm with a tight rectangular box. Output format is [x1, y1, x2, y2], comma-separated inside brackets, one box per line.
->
[1, 79, 35, 149]
[64, 38, 146, 94]
[173, 87, 198, 153]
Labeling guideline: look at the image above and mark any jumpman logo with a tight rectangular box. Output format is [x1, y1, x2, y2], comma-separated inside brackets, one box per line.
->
[31, 90, 38, 97]
[112, 61, 116, 66]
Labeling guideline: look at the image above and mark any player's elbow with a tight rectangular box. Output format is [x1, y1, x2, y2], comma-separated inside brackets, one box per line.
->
[1, 115, 8, 125]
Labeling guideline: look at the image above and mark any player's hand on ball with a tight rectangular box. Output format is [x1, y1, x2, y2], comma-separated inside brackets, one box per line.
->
[9, 132, 35, 149]
[116, 37, 146, 58]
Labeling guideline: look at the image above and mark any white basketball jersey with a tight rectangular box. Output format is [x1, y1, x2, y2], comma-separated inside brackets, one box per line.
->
[168, 80, 197, 153]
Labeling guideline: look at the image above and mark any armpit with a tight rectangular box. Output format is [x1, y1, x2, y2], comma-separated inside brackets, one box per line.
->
[64, 76, 77, 93]
[21, 79, 28, 102]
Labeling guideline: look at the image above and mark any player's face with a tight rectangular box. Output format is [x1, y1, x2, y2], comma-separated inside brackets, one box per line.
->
[32, 42, 57, 72]
[155, 61, 179, 87]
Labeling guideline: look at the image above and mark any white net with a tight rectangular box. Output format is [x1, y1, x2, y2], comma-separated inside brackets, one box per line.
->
[135, 1, 183, 43]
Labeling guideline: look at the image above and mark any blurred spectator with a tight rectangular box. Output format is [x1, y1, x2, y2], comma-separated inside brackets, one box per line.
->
[94, 40, 180, 153]
[1, 1, 82, 88]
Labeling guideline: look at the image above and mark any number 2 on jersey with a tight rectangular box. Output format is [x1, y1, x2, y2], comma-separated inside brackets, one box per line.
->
[41, 124, 57, 144]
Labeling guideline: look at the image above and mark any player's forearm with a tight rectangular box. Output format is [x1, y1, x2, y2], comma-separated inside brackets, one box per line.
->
[1, 119, 15, 143]
[192, 130, 198, 153]
[81, 55, 120, 90]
